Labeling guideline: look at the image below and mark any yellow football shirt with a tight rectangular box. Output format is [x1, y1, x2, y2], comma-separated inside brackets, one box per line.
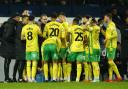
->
[91, 25, 100, 49]
[69, 25, 84, 52]
[21, 23, 42, 52]
[43, 21, 65, 39]
[105, 21, 117, 48]
[61, 22, 69, 48]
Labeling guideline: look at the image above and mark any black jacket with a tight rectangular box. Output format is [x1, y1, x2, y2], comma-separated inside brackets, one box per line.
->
[0, 18, 17, 59]
[15, 21, 26, 60]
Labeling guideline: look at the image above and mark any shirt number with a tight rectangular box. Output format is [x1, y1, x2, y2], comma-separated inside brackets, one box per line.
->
[49, 28, 59, 36]
[27, 31, 33, 40]
[75, 32, 83, 41]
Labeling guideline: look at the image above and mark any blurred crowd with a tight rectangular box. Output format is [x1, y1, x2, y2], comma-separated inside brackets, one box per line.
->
[0, 0, 128, 6]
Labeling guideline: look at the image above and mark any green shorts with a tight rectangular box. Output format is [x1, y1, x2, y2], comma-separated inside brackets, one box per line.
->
[26, 52, 39, 60]
[67, 52, 85, 62]
[90, 49, 101, 62]
[42, 44, 58, 61]
[59, 48, 67, 60]
[106, 48, 116, 60]
[84, 51, 90, 62]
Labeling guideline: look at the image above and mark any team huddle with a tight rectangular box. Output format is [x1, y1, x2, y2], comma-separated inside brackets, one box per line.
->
[21, 12, 122, 83]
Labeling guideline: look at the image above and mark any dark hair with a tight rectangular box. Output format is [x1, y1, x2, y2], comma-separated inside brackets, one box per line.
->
[76, 15, 82, 21]
[22, 15, 29, 18]
[105, 13, 112, 19]
[91, 18, 97, 23]
[73, 18, 80, 24]
[41, 13, 47, 17]
[29, 15, 35, 21]
[51, 12, 58, 19]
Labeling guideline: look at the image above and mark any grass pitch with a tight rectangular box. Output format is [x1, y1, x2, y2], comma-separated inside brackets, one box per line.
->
[0, 81, 128, 89]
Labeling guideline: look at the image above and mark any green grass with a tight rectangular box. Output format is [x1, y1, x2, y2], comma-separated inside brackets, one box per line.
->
[0, 81, 128, 89]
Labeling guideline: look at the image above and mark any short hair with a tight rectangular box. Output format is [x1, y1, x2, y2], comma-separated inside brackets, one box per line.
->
[40, 13, 47, 17]
[29, 15, 35, 21]
[51, 12, 58, 19]
[91, 18, 97, 23]
[105, 13, 112, 19]
[76, 15, 82, 21]
[73, 18, 80, 24]
[22, 15, 29, 18]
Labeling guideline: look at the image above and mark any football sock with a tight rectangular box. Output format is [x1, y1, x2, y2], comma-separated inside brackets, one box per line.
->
[57, 63, 61, 80]
[32, 61, 37, 80]
[67, 63, 71, 81]
[92, 62, 100, 80]
[53, 63, 58, 81]
[111, 61, 121, 78]
[44, 63, 48, 81]
[26, 61, 31, 80]
[88, 64, 92, 80]
[84, 62, 89, 80]
[108, 60, 113, 80]
[63, 62, 67, 80]
[76, 63, 82, 82]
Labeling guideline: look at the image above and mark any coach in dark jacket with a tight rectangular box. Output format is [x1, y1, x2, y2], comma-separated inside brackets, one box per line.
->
[37, 14, 48, 68]
[0, 14, 20, 82]
[12, 15, 29, 82]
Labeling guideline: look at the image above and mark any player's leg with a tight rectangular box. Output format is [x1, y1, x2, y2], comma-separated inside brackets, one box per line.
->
[107, 48, 122, 81]
[67, 52, 76, 82]
[59, 48, 67, 81]
[42, 45, 49, 82]
[92, 49, 100, 82]
[84, 50, 89, 82]
[92, 62, 100, 82]
[76, 61, 82, 82]
[26, 52, 31, 82]
[31, 60, 37, 82]
[57, 49, 62, 81]
[62, 48, 67, 81]
[88, 63, 92, 81]
[51, 44, 59, 81]
[26, 60, 31, 82]
[84, 62, 89, 81]
[31, 52, 39, 82]
[76, 52, 84, 82]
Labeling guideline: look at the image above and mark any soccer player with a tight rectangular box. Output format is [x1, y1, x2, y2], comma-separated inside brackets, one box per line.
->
[89, 19, 101, 82]
[42, 12, 65, 82]
[21, 15, 42, 82]
[104, 13, 122, 82]
[82, 16, 93, 82]
[67, 18, 85, 82]
[57, 12, 68, 81]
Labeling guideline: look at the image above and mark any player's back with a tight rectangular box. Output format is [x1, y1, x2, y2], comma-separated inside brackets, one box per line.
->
[44, 21, 64, 39]
[70, 25, 84, 52]
[22, 23, 41, 52]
